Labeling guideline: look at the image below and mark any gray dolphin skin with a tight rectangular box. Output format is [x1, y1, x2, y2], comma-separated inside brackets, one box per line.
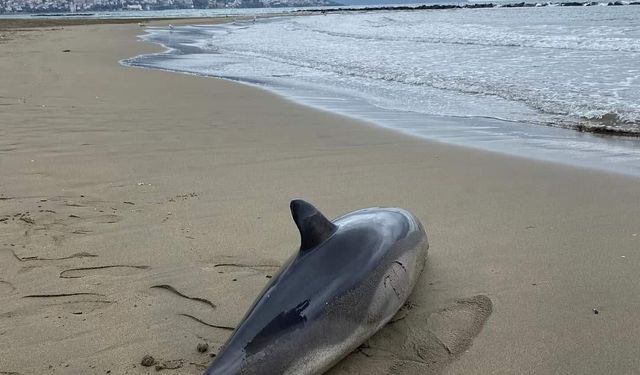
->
[205, 199, 428, 375]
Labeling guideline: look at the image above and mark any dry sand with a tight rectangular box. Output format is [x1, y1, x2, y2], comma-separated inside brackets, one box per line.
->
[1, 19, 639, 375]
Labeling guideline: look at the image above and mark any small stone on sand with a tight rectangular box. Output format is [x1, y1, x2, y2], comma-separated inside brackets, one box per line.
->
[141, 355, 155, 367]
[197, 342, 209, 353]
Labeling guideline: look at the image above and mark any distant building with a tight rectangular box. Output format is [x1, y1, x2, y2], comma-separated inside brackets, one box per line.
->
[0, 0, 339, 13]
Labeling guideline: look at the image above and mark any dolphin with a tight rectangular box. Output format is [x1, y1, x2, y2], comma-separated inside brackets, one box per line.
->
[205, 199, 428, 375]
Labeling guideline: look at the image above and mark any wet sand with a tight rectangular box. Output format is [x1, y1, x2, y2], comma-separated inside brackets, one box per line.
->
[1, 19, 640, 374]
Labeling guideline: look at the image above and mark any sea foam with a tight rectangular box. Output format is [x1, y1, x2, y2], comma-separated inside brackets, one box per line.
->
[124, 6, 640, 176]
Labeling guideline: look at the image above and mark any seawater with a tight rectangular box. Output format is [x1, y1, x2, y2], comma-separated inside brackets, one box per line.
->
[123, 6, 640, 176]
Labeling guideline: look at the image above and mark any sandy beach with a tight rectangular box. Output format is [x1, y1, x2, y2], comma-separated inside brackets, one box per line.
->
[1, 19, 640, 374]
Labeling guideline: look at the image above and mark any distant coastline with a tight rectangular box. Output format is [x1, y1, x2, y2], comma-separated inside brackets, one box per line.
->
[0, 0, 338, 16]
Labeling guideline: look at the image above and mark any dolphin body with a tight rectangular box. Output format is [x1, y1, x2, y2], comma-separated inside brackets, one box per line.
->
[205, 200, 428, 375]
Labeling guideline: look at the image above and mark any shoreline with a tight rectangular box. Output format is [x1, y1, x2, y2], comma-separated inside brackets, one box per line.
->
[126, 19, 640, 177]
[1, 19, 640, 374]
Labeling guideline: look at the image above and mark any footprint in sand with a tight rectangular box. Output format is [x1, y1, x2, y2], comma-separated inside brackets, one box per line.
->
[211, 262, 281, 278]
[0, 280, 16, 295]
[59, 265, 149, 279]
[68, 214, 121, 224]
[1, 251, 97, 278]
[92, 214, 122, 224]
[3, 195, 124, 260]
[0, 249, 22, 281]
[17, 252, 97, 262]
[328, 295, 493, 375]
[19, 292, 113, 316]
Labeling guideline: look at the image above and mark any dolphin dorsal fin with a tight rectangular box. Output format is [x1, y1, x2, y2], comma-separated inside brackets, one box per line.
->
[290, 199, 337, 252]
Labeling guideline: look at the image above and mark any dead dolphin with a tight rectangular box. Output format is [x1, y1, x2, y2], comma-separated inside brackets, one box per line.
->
[205, 199, 428, 375]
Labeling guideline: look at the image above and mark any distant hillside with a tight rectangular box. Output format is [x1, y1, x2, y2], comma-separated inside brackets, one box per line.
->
[0, 0, 341, 14]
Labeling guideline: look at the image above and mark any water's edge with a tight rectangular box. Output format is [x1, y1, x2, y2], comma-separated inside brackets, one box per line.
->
[121, 21, 640, 178]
